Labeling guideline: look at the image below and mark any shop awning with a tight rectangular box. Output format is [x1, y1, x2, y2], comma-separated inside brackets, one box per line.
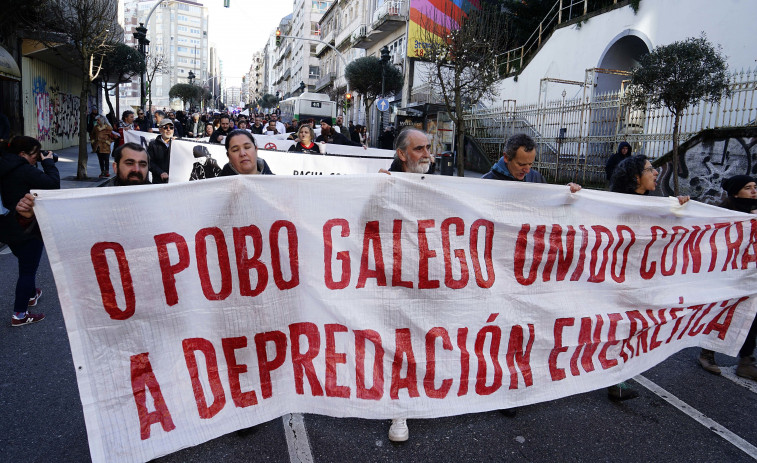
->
[0, 45, 21, 81]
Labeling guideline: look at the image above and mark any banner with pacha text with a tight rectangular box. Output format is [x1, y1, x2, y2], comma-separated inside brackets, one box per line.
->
[33, 174, 757, 462]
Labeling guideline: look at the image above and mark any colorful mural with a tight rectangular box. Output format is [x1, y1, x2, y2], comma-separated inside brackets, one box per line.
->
[32, 76, 80, 144]
[406, 0, 480, 57]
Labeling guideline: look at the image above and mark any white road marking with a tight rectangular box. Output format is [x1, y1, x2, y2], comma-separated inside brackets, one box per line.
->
[283, 413, 314, 463]
[720, 366, 757, 394]
[635, 374, 757, 459]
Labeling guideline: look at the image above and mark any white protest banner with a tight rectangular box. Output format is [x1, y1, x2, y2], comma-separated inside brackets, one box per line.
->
[33, 176, 757, 462]
[124, 130, 158, 148]
[252, 134, 394, 158]
[168, 139, 393, 183]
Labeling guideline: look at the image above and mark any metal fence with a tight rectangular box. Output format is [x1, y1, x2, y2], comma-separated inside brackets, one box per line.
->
[464, 67, 757, 185]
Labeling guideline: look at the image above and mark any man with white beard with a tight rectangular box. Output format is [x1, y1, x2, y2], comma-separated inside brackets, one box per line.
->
[384, 128, 432, 174]
[378, 127, 432, 443]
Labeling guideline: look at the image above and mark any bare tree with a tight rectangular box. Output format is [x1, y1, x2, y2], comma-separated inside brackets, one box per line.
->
[145, 53, 169, 111]
[416, 3, 510, 176]
[26, 0, 121, 179]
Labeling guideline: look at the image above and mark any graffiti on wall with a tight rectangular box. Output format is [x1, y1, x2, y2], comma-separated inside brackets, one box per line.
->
[32, 76, 80, 143]
[659, 130, 757, 204]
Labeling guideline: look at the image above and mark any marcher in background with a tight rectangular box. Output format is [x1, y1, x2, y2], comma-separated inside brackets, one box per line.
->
[263, 120, 279, 136]
[166, 111, 184, 138]
[147, 119, 174, 183]
[317, 118, 362, 146]
[153, 110, 167, 130]
[187, 113, 204, 138]
[86, 106, 99, 139]
[0, 136, 60, 327]
[204, 124, 214, 137]
[250, 116, 265, 135]
[288, 126, 319, 154]
[135, 109, 151, 132]
[114, 110, 135, 148]
[220, 130, 273, 176]
[605, 141, 632, 181]
[210, 116, 233, 144]
[269, 113, 286, 135]
[335, 115, 348, 135]
[90, 116, 116, 178]
[698, 175, 757, 379]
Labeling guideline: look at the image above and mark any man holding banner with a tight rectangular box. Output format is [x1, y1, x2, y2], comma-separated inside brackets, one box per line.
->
[102, 143, 151, 187]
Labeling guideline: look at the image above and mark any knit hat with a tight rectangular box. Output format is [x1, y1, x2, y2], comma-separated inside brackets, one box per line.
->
[722, 175, 756, 197]
[320, 118, 332, 126]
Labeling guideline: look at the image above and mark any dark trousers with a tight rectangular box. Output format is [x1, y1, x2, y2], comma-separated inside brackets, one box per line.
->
[97, 152, 109, 173]
[740, 315, 757, 358]
[9, 238, 44, 313]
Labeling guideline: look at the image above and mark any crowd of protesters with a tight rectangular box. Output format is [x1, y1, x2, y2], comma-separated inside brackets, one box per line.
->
[2, 104, 757, 445]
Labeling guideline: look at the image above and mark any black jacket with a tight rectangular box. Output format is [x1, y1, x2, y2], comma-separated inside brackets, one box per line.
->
[147, 137, 171, 183]
[316, 129, 362, 147]
[288, 142, 320, 154]
[136, 117, 152, 133]
[0, 152, 60, 244]
[210, 127, 233, 144]
[605, 142, 632, 181]
[220, 158, 274, 176]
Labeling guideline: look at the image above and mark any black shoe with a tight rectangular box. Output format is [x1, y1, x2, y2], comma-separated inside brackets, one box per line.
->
[607, 382, 639, 402]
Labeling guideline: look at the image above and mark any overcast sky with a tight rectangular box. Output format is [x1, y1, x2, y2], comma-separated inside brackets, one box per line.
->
[205, 1, 294, 84]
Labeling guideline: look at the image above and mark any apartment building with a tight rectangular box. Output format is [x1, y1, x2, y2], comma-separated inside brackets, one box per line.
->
[121, 0, 210, 110]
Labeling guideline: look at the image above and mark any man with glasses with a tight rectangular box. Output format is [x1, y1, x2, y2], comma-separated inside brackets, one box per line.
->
[135, 109, 151, 132]
[147, 119, 175, 183]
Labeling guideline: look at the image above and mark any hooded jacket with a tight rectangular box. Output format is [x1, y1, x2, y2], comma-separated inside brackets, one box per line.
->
[605, 142, 632, 181]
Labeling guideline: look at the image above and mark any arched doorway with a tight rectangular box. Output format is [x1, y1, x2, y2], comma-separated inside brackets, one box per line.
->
[596, 31, 652, 95]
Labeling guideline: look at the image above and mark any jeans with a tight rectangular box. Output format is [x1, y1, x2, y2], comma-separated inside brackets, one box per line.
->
[740, 315, 757, 359]
[9, 238, 44, 313]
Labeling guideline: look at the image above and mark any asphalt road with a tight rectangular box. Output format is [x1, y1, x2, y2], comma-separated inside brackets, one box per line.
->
[2, 246, 757, 463]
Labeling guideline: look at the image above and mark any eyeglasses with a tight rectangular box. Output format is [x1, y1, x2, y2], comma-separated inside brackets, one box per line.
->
[642, 166, 658, 174]
[137, 112, 144, 115]
[161, 125, 174, 130]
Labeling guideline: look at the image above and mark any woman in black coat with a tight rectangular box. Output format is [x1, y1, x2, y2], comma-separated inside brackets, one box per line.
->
[698, 175, 757, 379]
[0, 136, 60, 326]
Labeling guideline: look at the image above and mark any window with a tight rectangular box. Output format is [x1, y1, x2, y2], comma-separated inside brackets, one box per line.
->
[311, 21, 320, 36]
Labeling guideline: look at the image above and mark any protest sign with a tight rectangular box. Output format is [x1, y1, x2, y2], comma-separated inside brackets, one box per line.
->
[168, 139, 393, 182]
[125, 131, 394, 182]
[33, 175, 757, 462]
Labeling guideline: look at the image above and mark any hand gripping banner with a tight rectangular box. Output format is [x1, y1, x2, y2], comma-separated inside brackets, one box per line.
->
[32, 174, 757, 462]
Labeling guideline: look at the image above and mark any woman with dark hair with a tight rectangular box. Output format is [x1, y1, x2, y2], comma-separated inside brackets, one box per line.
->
[288, 125, 319, 154]
[204, 123, 214, 137]
[219, 130, 273, 176]
[0, 136, 60, 326]
[606, 154, 688, 400]
[698, 175, 757, 379]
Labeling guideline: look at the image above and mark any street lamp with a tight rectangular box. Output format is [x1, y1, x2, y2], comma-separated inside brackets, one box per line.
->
[133, 23, 149, 109]
[188, 70, 195, 85]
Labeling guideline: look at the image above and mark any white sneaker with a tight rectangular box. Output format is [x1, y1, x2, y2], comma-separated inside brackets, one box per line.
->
[388, 418, 409, 442]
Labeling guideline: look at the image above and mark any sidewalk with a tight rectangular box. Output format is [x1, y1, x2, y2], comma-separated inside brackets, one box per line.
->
[52, 144, 110, 189]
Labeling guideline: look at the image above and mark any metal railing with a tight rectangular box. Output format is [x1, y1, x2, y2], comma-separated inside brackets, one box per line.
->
[372, 0, 408, 25]
[495, 0, 624, 76]
[464, 67, 757, 185]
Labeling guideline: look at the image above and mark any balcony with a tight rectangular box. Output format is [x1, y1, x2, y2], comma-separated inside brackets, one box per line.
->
[314, 72, 335, 92]
[367, 0, 408, 43]
[351, 24, 367, 45]
[315, 29, 335, 57]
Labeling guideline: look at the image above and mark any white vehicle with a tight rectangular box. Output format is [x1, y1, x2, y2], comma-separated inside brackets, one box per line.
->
[279, 92, 336, 125]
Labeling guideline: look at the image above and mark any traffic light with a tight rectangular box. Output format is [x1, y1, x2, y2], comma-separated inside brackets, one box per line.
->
[224, 0, 230, 7]
[344, 92, 352, 109]
[275, 29, 281, 47]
